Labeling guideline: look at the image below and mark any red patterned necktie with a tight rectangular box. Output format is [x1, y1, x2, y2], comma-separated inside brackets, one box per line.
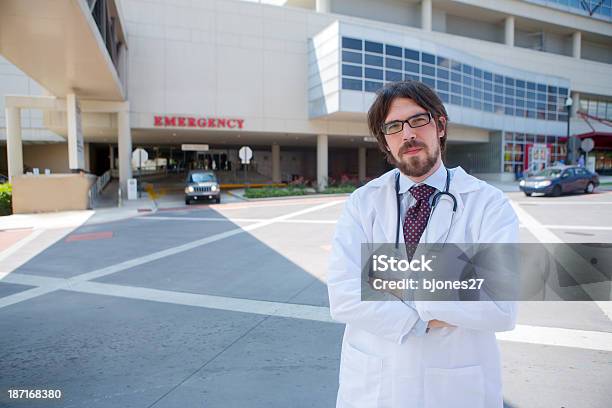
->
[403, 184, 436, 257]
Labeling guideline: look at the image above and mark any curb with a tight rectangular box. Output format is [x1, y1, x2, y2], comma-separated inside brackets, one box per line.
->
[229, 192, 352, 202]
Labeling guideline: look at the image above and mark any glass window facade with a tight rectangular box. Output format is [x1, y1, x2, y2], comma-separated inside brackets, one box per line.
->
[503, 132, 566, 174]
[340, 37, 570, 122]
[524, 0, 612, 21]
[579, 98, 612, 120]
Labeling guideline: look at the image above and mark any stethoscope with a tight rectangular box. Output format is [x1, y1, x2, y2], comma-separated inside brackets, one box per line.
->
[394, 167, 458, 249]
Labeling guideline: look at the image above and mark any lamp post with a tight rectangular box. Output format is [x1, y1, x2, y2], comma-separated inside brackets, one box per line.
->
[565, 96, 574, 164]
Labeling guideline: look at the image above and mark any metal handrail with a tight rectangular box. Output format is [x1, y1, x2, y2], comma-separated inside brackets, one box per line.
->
[88, 170, 112, 209]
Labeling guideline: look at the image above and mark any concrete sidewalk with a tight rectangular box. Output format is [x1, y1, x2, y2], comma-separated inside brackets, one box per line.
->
[0, 196, 157, 231]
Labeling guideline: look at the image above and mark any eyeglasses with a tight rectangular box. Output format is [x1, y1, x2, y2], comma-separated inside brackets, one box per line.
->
[381, 112, 432, 135]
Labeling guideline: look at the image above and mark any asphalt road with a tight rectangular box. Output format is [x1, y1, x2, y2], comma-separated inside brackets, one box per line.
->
[0, 188, 611, 407]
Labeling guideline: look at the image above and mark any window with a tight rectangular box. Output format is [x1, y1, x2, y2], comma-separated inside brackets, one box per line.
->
[342, 78, 362, 91]
[386, 58, 402, 70]
[365, 54, 383, 67]
[342, 64, 362, 78]
[436, 80, 449, 92]
[365, 68, 383, 80]
[423, 77, 435, 88]
[386, 44, 402, 57]
[405, 61, 419, 73]
[342, 37, 362, 50]
[422, 53, 435, 64]
[385, 70, 402, 81]
[365, 41, 383, 54]
[422, 65, 435, 76]
[405, 48, 419, 60]
[340, 36, 570, 123]
[342, 51, 362, 64]
[365, 81, 382, 92]
[437, 68, 449, 79]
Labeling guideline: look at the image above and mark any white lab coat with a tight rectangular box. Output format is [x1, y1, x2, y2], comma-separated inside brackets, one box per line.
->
[327, 166, 519, 408]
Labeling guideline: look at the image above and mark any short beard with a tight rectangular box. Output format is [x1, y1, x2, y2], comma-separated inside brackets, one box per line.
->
[390, 140, 440, 178]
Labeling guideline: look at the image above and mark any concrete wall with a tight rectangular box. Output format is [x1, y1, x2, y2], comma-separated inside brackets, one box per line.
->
[583, 39, 612, 64]
[121, 0, 612, 136]
[11, 173, 96, 213]
[332, 0, 419, 28]
[445, 14, 503, 44]
[22, 143, 70, 174]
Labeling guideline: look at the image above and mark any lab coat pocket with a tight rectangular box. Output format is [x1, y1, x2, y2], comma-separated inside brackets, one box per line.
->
[338, 341, 384, 408]
[424, 365, 485, 408]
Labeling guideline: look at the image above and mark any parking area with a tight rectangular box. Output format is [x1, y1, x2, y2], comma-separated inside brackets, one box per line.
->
[0, 190, 611, 407]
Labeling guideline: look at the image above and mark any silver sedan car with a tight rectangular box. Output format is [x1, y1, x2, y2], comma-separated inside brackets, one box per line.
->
[184, 170, 221, 204]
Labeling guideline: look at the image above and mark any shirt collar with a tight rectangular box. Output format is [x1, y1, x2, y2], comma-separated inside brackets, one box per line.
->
[398, 163, 447, 195]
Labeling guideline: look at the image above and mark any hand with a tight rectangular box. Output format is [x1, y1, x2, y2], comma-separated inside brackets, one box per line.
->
[427, 319, 455, 329]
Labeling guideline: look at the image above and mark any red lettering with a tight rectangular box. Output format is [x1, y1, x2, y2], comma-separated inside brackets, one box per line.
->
[159, 115, 243, 129]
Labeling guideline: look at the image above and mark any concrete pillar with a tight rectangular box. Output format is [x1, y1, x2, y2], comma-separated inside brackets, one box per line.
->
[358, 147, 366, 183]
[5, 107, 23, 182]
[571, 31, 581, 59]
[570, 91, 580, 117]
[316, 0, 330, 13]
[317, 134, 328, 191]
[66, 93, 85, 171]
[421, 0, 432, 32]
[271, 143, 281, 183]
[109, 144, 115, 170]
[117, 109, 132, 197]
[504, 16, 515, 47]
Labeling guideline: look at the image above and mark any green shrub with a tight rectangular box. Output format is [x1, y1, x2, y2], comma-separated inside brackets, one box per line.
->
[244, 186, 307, 199]
[322, 185, 357, 194]
[0, 183, 12, 216]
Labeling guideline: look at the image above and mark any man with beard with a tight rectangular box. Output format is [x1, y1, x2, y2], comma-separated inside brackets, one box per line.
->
[327, 81, 518, 408]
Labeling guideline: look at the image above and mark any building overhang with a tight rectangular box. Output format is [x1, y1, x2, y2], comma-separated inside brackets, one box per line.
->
[0, 0, 127, 101]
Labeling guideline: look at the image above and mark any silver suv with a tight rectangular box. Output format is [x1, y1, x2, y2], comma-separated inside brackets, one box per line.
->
[184, 170, 221, 204]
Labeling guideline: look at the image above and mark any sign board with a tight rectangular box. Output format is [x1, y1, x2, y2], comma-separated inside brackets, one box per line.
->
[127, 178, 138, 200]
[181, 144, 209, 152]
[132, 148, 149, 169]
[586, 156, 596, 173]
[239, 146, 253, 164]
[525, 143, 550, 173]
[581, 138, 595, 153]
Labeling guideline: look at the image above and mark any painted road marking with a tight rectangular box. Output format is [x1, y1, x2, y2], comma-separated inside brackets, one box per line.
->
[0, 200, 345, 309]
[3, 272, 611, 352]
[511, 201, 612, 318]
[65, 231, 114, 242]
[138, 216, 337, 224]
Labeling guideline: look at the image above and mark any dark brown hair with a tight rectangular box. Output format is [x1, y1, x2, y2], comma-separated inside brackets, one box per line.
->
[367, 80, 449, 163]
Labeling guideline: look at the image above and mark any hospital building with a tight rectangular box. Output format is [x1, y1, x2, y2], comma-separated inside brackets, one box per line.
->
[0, 0, 611, 211]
